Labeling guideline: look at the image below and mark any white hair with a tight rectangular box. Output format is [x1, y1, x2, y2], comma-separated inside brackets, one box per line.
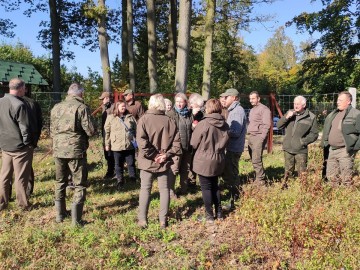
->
[189, 93, 204, 108]
[164, 98, 172, 107]
[294, 95, 307, 106]
[148, 94, 166, 111]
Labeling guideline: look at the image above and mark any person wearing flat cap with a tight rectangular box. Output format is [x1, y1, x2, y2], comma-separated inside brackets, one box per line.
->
[219, 88, 247, 211]
[99, 91, 115, 179]
[123, 89, 145, 120]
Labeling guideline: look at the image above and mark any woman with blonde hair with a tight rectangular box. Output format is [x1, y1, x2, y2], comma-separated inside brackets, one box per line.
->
[137, 94, 181, 228]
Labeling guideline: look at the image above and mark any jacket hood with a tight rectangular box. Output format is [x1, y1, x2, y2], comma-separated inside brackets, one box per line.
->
[203, 113, 226, 128]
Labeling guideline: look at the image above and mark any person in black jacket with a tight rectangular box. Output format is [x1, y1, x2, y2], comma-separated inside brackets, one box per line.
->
[21, 88, 43, 197]
[277, 95, 318, 181]
[0, 78, 34, 211]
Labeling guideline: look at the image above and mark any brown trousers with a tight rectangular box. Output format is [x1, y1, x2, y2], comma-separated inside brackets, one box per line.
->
[248, 135, 267, 181]
[0, 146, 33, 210]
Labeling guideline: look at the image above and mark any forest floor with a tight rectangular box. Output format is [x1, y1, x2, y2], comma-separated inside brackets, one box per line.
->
[0, 136, 360, 269]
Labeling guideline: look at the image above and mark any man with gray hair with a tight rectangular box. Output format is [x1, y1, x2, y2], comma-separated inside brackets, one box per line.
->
[50, 83, 96, 225]
[277, 95, 318, 182]
[0, 78, 34, 211]
[322, 91, 360, 186]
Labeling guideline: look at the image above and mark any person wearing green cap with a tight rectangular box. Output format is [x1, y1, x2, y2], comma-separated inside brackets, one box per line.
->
[219, 88, 247, 211]
[123, 89, 145, 120]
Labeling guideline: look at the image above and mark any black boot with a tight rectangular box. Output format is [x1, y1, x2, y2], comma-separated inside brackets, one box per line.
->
[116, 177, 124, 190]
[216, 205, 223, 220]
[71, 203, 84, 226]
[55, 200, 67, 223]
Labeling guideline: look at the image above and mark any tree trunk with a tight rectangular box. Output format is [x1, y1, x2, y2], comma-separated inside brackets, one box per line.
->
[167, 0, 177, 69]
[201, 0, 215, 100]
[175, 0, 191, 93]
[121, 0, 129, 83]
[127, 0, 135, 91]
[98, 0, 112, 92]
[49, 0, 61, 101]
[147, 0, 158, 93]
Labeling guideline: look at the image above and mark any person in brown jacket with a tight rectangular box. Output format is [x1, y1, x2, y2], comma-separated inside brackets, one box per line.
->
[248, 91, 271, 183]
[190, 99, 229, 223]
[123, 89, 145, 120]
[136, 94, 182, 228]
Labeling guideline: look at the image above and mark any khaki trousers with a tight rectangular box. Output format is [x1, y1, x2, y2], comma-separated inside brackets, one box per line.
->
[326, 147, 356, 186]
[0, 146, 33, 210]
[248, 135, 267, 181]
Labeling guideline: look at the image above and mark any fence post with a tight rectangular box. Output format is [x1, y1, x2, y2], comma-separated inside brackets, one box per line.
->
[348, 87, 357, 108]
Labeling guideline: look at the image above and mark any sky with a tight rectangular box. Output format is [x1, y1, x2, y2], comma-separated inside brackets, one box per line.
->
[0, 0, 324, 76]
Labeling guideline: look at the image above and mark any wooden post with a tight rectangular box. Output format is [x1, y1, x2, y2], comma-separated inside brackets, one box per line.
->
[348, 87, 357, 108]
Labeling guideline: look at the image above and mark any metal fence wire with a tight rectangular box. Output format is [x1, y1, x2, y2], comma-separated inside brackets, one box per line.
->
[32, 92, 357, 136]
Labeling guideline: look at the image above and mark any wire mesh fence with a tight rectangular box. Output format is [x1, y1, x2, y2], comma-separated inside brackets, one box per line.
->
[31, 91, 357, 136]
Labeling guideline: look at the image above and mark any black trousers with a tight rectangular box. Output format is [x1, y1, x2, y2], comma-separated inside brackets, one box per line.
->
[198, 175, 221, 217]
[113, 150, 136, 180]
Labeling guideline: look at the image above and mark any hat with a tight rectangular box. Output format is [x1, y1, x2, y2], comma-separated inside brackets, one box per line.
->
[123, 89, 134, 96]
[98, 92, 112, 100]
[220, 88, 239, 97]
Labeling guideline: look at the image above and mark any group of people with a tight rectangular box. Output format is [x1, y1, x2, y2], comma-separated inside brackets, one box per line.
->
[0, 78, 359, 228]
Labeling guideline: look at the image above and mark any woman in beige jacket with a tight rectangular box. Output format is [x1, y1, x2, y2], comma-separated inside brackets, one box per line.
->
[104, 101, 137, 189]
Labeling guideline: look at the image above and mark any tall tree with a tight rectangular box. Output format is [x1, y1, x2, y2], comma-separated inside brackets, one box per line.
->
[175, 0, 191, 93]
[257, 27, 297, 93]
[146, 0, 158, 92]
[289, 0, 360, 93]
[167, 0, 177, 69]
[49, 0, 61, 101]
[97, 0, 111, 92]
[201, 0, 215, 99]
[121, 0, 129, 84]
[127, 0, 135, 91]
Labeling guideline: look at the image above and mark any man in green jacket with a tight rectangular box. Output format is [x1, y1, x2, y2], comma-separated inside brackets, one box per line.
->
[50, 83, 96, 225]
[322, 91, 360, 186]
[277, 96, 318, 181]
[0, 78, 34, 211]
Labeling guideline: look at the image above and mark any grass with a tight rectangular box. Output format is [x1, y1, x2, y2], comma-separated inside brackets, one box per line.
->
[0, 136, 360, 269]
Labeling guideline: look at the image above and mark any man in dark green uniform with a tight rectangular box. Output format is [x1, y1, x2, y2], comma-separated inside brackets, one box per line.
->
[50, 83, 95, 225]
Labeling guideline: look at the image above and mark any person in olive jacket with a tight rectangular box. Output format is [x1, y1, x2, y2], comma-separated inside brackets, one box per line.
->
[277, 96, 318, 180]
[104, 101, 137, 189]
[190, 99, 229, 223]
[322, 91, 360, 186]
[137, 94, 182, 229]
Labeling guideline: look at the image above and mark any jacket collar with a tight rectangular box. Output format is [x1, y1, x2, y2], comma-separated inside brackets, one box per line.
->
[66, 95, 84, 103]
[146, 109, 165, 115]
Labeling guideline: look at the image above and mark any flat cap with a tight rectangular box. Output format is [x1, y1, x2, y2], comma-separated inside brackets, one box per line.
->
[220, 88, 239, 97]
[98, 92, 112, 99]
[123, 89, 134, 95]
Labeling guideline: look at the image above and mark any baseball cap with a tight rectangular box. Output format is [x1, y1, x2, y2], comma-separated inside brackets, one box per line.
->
[220, 88, 239, 97]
